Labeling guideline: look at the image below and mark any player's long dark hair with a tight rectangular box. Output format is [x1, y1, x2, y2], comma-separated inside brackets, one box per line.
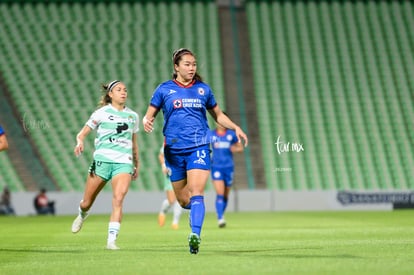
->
[172, 48, 203, 82]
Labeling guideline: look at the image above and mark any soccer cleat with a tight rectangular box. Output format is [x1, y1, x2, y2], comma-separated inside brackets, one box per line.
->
[218, 218, 226, 228]
[106, 241, 120, 250]
[158, 213, 166, 227]
[188, 233, 201, 254]
[71, 214, 88, 233]
[171, 223, 179, 230]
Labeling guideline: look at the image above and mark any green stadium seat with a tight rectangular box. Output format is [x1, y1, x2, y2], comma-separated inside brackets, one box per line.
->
[246, 0, 414, 191]
[0, 1, 223, 191]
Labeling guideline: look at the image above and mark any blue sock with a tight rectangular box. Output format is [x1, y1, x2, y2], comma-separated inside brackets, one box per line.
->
[184, 202, 191, 210]
[190, 195, 205, 236]
[216, 195, 225, 219]
[223, 197, 228, 213]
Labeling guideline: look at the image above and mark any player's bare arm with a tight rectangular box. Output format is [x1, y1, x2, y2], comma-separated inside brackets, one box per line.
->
[208, 107, 249, 147]
[132, 133, 139, 180]
[74, 126, 92, 156]
[142, 105, 159, 133]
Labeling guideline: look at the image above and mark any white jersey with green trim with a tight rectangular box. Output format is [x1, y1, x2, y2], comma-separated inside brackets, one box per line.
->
[86, 104, 139, 164]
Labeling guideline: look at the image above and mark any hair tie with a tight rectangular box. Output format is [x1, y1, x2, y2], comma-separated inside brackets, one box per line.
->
[172, 48, 192, 63]
[107, 80, 121, 92]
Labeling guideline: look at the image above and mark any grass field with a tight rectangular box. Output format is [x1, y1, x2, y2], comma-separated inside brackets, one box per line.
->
[0, 211, 413, 275]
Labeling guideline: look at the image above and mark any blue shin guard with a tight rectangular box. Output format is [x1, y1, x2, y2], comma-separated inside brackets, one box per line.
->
[190, 195, 205, 236]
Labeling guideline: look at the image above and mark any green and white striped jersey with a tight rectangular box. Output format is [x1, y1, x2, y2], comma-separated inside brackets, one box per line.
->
[86, 104, 139, 164]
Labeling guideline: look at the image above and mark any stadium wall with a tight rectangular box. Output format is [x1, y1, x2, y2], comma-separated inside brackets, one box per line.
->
[9, 190, 414, 216]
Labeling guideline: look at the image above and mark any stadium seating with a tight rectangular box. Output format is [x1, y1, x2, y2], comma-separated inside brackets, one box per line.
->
[1, 0, 412, 192]
[246, 0, 414, 190]
[0, 0, 223, 191]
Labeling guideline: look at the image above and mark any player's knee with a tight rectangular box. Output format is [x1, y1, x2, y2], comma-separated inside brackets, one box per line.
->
[177, 198, 189, 209]
[112, 195, 125, 207]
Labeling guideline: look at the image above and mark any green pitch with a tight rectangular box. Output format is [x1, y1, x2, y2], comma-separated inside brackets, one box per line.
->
[1, 211, 413, 275]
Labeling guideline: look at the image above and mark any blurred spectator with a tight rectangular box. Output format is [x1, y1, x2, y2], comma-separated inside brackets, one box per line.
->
[34, 188, 55, 215]
[0, 186, 15, 215]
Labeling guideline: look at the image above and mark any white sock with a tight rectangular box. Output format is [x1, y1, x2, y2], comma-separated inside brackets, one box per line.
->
[160, 199, 171, 214]
[172, 201, 183, 225]
[107, 222, 120, 243]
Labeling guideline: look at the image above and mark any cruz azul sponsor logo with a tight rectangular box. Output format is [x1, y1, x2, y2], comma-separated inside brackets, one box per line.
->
[173, 98, 202, 108]
[173, 99, 182, 108]
[182, 98, 202, 108]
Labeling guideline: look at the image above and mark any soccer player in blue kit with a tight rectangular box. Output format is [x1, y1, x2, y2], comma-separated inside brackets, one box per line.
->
[210, 115, 244, 228]
[143, 48, 248, 254]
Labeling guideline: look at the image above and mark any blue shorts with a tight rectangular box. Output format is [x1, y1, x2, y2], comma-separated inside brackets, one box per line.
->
[211, 166, 234, 187]
[89, 160, 134, 181]
[164, 144, 211, 182]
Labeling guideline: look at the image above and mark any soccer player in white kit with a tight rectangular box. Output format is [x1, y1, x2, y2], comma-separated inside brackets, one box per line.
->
[71, 80, 139, 250]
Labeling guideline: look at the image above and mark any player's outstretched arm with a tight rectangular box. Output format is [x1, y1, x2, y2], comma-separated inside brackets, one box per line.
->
[0, 134, 8, 152]
[208, 106, 248, 147]
[142, 106, 159, 133]
[131, 133, 139, 180]
[74, 126, 92, 157]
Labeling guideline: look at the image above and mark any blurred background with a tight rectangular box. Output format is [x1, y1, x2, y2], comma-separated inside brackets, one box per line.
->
[0, 0, 413, 213]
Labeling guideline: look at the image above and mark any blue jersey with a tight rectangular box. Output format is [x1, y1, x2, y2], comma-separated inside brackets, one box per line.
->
[150, 79, 217, 149]
[210, 129, 238, 168]
[0, 125, 5, 136]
